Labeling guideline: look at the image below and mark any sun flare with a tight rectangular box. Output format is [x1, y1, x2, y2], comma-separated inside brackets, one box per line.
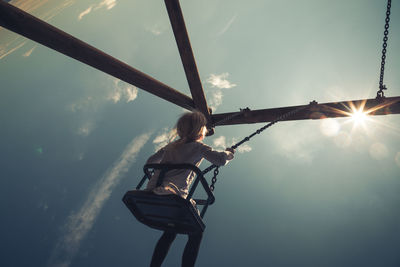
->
[351, 107, 367, 126]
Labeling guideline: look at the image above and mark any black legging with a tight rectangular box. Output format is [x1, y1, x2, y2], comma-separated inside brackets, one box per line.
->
[150, 231, 203, 267]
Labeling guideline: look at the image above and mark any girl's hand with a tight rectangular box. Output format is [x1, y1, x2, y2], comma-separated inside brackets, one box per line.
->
[225, 147, 235, 154]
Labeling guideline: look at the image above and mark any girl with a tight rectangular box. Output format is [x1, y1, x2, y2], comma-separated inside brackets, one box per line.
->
[145, 111, 235, 267]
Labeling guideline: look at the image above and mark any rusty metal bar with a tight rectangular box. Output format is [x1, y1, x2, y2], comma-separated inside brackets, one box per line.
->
[211, 96, 400, 126]
[0, 1, 195, 110]
[164, 0, 211, 121]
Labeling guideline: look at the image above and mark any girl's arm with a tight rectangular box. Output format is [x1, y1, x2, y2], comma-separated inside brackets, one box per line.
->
[201, 144, 234, 166]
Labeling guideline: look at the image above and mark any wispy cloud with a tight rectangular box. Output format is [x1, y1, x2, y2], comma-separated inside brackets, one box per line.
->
[208, 91, 223, 112]
[369, 142, 388, 160]
[270, 123, 320, 163]
[78, 0, 117, 20]
[7, 0, 51, 13]
[206, 73, 236, 112]
[68, 79, 137, 114]
[0, 0, 76, 60]
[96, 0, 117, 10]
[213, 136, 227, 148]
[207, 73, 236, 89]
[0, 40, 26, 59]
[146, 23, 168, 36]
[68, 78, 138, 137]
[76, 121, 95, 137]
[108, 79, 138, 103]
[212, 135, 252, 154]
[236, 143, 252, 153]
[217, 15, 237, 35]
[78, 6, 93, 20]
[22, 46, 36, 57]
[47, 133, 150, 267]
[41, 0, 76, 21]
[152, 128, 177, 151]
[150, 27, 162, 36]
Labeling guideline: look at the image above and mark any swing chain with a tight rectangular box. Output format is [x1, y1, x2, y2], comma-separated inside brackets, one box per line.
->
[231, 104, 309, 150]
[203, 103, 311, 191]
[377, 0, 392, 99]
[209, 167, 219, 192]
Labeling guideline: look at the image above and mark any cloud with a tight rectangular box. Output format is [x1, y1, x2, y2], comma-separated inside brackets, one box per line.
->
[78, 6, 93, 20]
[5, 0, 51, 13]
[68, 78, 138, 138]
[47, 133, 150, 267]
[213, 136, 226, 148]
[270, 123, 320, 163]
[0, 40, 26, 60]
[67, 96, 94, 113]
[212, 135, 252, 154]
[205, 73, 236, 112]
[0, 0, 76, 60]
[217, 15, 237, 35]
[146, 23, 168, 36]
[369, 142, 388, 160]
[208, 90, 223, 112]
[22, 46, 36, 57]
[206, 73, 236, 89]
[76, 121, 95, 137]
[320, 118, 340, 137]
[40, 0, 76, 21]
[150, 28, 162, 36]
[237, 144, 252, 153]
[96, 0, 117, 10]
[37, 200, 49, 212]
[78, 0, 117, 20]
[153, 128, 177, 151]
[108, 79, 138, 103]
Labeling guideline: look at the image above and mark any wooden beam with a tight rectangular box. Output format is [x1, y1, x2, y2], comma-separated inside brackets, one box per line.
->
[0, 1, 195, 111]
[164, 0, 211, 121]
[211, 96, 400, 126]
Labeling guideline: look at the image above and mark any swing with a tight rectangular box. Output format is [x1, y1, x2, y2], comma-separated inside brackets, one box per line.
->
[123, 163, 215, 234]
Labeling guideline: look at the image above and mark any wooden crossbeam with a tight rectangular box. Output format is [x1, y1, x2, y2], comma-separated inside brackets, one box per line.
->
[0, 1, 195, 110]
[211, 96, 400, 126]
[164, 0, 211, 122]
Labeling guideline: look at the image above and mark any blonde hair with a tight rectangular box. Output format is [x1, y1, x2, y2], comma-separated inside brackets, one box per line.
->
[167, 111, 207, 148]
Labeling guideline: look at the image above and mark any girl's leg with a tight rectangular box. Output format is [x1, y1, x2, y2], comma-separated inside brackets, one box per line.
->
[150, 231, 177, 267]
[182, 232, 203, 267]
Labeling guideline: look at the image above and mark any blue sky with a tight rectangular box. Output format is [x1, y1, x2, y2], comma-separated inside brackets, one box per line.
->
[1, 0, 400, 266]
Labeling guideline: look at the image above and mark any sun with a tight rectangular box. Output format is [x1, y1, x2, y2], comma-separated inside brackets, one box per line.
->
[350, 107, 368, 126]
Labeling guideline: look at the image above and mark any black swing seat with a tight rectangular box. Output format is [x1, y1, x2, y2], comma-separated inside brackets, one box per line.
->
[122, 163, 215, 235]
[123, 190, 205, 234]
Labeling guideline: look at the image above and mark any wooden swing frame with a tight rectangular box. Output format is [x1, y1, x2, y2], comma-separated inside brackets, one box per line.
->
[1, 0, 399, 130]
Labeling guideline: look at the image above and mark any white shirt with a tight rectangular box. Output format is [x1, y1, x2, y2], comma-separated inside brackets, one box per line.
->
[145, 141, 234, 198]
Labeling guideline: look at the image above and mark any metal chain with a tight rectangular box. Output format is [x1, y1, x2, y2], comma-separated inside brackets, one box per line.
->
[203, 103, 311, 191]
[209, 167, 219, 192]
[231, 104, 310, 150]
[377, 0, 392, 98]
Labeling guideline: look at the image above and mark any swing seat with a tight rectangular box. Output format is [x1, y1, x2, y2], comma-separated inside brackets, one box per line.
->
[122, 163, 215, 235]
[123, 190, 205, 234]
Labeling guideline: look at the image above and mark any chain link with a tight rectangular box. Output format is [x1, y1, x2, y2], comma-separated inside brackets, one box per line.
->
[377, 0, 392, 98]
[209, 167, 219, 192]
